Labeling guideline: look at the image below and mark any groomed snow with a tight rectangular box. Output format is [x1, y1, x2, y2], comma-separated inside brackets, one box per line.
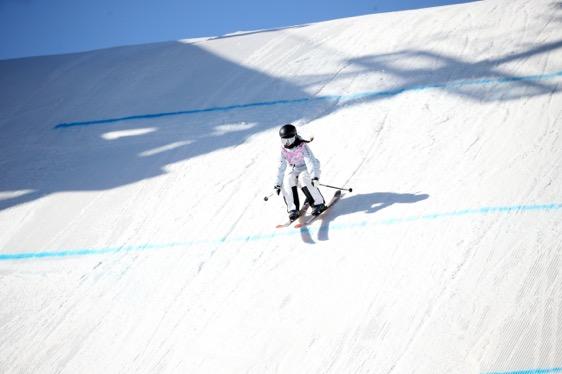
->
[1, 0, 561, 373]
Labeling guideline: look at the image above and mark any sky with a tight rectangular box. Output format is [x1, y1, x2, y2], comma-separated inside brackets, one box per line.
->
[0, 0, 475, 60]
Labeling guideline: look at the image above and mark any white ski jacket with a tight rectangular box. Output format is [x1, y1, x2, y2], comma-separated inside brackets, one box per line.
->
[276, 141, 321, 186]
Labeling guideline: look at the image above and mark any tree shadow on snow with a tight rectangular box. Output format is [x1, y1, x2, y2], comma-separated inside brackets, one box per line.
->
[299, 192, 429, 243]
[0, 35, 325, 212]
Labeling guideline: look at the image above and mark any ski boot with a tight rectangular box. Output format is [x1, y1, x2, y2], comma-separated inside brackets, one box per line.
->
[311, 203, 327, 216]
[288, 210, 299, 221]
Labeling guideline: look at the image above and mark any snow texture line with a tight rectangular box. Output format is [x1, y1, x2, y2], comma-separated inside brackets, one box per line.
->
[53, 70, 562, 129]
[1, 201, 562, 262]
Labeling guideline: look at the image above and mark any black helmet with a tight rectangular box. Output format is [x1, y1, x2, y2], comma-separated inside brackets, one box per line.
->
[279, 123, 297, 139]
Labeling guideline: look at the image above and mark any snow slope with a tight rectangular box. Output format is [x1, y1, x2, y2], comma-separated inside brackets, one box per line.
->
[1, 0, 561, 373]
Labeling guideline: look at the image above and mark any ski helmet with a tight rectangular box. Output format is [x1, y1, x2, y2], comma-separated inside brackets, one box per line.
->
[279, 124, 297, 139]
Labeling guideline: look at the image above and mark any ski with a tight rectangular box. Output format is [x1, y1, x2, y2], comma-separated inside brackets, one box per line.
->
[275, 202, 310, 228]
[295, 190, 342, 228]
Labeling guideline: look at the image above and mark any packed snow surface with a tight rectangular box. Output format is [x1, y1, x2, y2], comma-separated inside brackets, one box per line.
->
[1, 0, 561, 373]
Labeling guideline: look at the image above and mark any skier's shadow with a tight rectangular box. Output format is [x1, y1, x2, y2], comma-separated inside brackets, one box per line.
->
[299, 191, 429, 243]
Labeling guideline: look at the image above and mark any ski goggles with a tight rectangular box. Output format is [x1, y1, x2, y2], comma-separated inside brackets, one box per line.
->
[281, 136, 296, 146]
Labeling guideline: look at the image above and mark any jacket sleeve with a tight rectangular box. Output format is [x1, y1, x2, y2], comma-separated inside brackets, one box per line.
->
[276, 151, 287, 186]
[302, 144, 321, 180]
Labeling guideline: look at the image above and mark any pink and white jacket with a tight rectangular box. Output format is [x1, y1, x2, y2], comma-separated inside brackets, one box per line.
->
[276, 141, 321, 186]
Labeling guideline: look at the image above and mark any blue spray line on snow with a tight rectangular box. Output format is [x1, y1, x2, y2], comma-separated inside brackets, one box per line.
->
[0, 242, 190, 261]
[54, 70, 562, 129]
[1, 201, 562, 261]
[483, 368, 562, 374]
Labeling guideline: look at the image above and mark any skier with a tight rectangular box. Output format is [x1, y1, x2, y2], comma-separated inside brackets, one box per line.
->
[274, 123, 327, 220]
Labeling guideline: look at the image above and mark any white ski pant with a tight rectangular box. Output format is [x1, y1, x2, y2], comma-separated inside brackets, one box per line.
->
[282, 167, 324, 211]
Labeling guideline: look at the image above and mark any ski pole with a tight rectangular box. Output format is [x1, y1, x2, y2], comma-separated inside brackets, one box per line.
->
[319, 183, 353, 193]
[263, 191, 276, 201]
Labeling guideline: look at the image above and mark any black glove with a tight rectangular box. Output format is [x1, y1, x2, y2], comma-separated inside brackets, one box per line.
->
[274, 185, 281, 195]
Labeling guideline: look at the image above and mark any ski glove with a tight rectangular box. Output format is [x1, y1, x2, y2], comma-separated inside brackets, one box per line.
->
[274, 185, 281, 195]
[312, 178, 319, 188]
